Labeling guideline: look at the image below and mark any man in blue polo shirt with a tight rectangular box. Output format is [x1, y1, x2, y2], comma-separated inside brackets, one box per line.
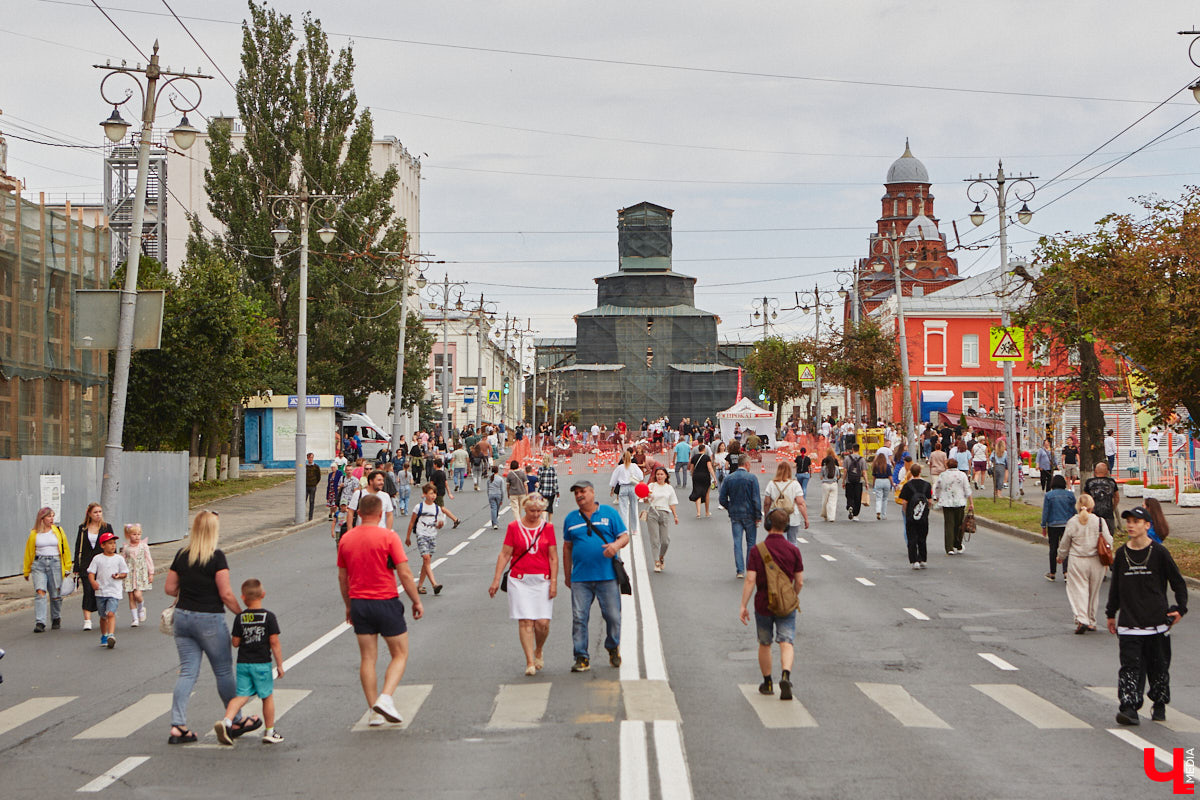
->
[562, 480, 629, 673]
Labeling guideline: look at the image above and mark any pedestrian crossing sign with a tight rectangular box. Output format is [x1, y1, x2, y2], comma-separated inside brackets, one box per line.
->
[797, 363, 816, 381]
[486, 390, 502, 405]
[989, 327, 1025, 361]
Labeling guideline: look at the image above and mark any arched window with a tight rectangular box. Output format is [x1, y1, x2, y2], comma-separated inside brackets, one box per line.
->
[906, 199, 913, 216]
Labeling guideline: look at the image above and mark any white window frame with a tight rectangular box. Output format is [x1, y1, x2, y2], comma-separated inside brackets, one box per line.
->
[962, 334, 980, 368]
[923, 320, 947, 376]
[962, 391, 979, 411]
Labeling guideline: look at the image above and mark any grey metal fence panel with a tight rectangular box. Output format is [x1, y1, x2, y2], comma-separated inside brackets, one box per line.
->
[1, 452, 187, 578]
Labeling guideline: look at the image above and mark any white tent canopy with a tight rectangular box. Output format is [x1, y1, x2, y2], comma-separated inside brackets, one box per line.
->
[717, 397, 775, 444]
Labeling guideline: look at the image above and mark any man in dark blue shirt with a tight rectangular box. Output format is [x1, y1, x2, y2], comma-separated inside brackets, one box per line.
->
[718, 454, 762, 579]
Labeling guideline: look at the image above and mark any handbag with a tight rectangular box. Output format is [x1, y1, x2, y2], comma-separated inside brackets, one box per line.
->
[1096, 519, 1114, 567]
[583, 515, 633, 595]
[159, 601, 177, 636]
[961, 510, 976, 539]
[59, 573, 77, 597]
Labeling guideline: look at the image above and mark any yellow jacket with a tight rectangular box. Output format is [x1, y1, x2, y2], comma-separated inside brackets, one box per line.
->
[23, 526, 73, 577]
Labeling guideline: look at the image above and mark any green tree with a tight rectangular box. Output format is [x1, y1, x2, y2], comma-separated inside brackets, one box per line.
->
[818, 320, 901, 422]
[742, 336, 807, 429]
[192, 2, 425, 409]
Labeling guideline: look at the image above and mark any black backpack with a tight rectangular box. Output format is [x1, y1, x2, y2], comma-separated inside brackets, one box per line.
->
[846, 455, 864, 482]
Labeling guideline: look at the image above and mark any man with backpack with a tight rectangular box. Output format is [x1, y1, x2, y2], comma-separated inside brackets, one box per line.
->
[842, 443, 868, 521]
[898, 464, 933, 569]
[739, 509, 804, 700]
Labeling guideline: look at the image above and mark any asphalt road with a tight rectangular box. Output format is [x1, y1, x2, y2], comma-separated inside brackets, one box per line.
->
[0, 457, 1195, 799]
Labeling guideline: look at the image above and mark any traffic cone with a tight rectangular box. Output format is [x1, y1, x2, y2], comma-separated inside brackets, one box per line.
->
[568, 464, 573, 475]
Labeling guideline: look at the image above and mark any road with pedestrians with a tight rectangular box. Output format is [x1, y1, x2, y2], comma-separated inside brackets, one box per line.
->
[0, 453, 1195, 798]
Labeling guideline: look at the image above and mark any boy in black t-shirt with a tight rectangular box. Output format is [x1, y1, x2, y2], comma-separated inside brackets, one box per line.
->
[215, 579, 284, 745]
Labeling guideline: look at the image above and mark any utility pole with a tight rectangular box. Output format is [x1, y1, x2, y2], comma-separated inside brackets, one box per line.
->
[424, 274, 466, 444]
[751, 296, 779, 341]
[461, 293, 497, 433]
[382, 251, 436, 454]
[870, 232, 920, 454]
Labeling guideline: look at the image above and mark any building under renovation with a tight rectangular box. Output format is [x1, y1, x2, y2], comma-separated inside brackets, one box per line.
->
[534, 202, 750, 425]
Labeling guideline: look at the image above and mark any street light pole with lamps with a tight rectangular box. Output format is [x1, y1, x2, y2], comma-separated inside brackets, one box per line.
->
[380, 251, 438, 449]
[750, 296, 780, 341]
[459, 293, 498, 433]
[871, 231, 921, 454]
[789, 284, 843, 432]
[96, 42, 210, 519]
[965, 162, 1037, 502]
[425, 274, 468, 444]
[270, 191, 343, 525]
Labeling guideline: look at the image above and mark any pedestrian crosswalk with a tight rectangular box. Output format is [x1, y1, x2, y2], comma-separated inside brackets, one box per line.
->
[2, 679, 1197, 743]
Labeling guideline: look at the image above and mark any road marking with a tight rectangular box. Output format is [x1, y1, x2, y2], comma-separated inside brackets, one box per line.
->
[653, 721, 694, 800]
[202, 690, 311, 739]
[77, 756, 151, 793]
[622, 680, 681, 722]
[620, 720, 650, 800]
[1107, 728, 1177, 768]
[75, 694, 171, 739]
[628, 513, 665, 681]
[797, 537, 808, 544]
[447, 541, 469, 556]
[351, 684, 433, 731]
[281, 622, 351, 674]
[469, 526, 487, 540]
[820, 554, 837, 562]
[903, 607, 930, 621]
[1087, 686, 1200, 733]
[619, 554, 642, 682]
[978, 653, 1019, 671]
[487, 683, 551, 730]
[973, 684, 1090, 729]
[856, 682, 951, 729]
[0, 696, 76, 737]
[855, 577, 875, 586]
[430, 557, 447, 569]
[738, 684, 818, 728]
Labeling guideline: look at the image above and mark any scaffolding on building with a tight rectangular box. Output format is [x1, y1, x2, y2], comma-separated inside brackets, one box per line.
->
[104, 134, 168, 268]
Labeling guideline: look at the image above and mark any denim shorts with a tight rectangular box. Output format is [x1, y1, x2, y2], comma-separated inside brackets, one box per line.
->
[235, 662, 275, 699]
[96, 595, 120, 616]
[349, 597, 407, 637]
[755, 611, 796, 645]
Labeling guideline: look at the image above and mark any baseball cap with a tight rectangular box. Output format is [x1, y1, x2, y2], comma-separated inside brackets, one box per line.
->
[98, 531, 118, 545]
[1121, 507, 1152, 523]
[569, 480, 594, 492]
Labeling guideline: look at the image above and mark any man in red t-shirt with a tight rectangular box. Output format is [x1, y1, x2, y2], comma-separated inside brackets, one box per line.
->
[337, 493, 423, 726]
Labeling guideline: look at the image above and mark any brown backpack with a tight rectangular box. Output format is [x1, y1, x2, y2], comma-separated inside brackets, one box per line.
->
[756, 541, 799, 616]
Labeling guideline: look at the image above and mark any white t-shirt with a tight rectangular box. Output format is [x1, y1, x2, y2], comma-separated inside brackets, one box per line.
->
[332, 455, 348, 471]
[1104, 435, 1117, 457]
[349, 489, 395, 515]
[876, 445, 893, 465]
[821, 421, 832, 438]
[765, 479, 805, 528]
[88, 552, 128, 599]
[972, 443, 989, 461]
[647, 482, 679, 512]
[412, 501, 442, 538]
[591, 425, 600, 438]
[35, 531, 60, 556]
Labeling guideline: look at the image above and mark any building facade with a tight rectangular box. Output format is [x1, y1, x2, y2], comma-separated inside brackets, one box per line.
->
[422, 312, 521, 432]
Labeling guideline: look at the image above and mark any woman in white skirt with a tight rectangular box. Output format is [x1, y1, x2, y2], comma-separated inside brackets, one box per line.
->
[489, 493, 558, 675]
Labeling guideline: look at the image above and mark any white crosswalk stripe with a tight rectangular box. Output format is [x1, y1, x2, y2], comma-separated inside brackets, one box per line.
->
[856, 682, 951, 729]
[487, 683, 552, 729]
[0, 696, 76, 737]
[351, 684, 433, 731]
[1087, 686, 1200, 733]
[973, 684, 1090, 729]
[76, 694, 172, 740]
[737, 684, 818, 728]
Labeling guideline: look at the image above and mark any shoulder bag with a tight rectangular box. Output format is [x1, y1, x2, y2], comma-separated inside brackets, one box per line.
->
[160, 599, 178, 635]
[583, 514, 632, 595]
[500, 524, 543, 592]
[1096, 518, 1114, 567]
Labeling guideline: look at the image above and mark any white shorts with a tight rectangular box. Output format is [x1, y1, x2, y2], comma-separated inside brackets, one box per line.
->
[507, 574, 553, 620]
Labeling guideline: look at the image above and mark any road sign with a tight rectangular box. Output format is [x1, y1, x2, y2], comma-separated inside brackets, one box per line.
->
[486, 390, 502, 405]
[989, 327, 1025, 361]
[797, 363, 816, 381]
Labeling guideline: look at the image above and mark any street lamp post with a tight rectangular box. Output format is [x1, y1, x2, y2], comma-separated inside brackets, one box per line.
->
[460, 293, 497, 433]
[871, 231, 921, 455]
[750, 296, 780, 341]
[95, 43, 210, 521]
[270, 191, 343, 525]
[789, 284, 841, 433]
[381, 252, 437, 449]
[425, 274, 467, 444]
[965, 161, 1037, 502]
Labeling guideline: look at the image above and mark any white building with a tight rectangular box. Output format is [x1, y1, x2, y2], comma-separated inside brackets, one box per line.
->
[421, 312, 524, 433]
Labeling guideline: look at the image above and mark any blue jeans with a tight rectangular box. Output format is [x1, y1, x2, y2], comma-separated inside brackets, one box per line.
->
[923, 439, 933, 460]
[398, 486, 411, 514]
[797, 473, 810, 496]
[618, 484, 639, 535]
[30, 555, 63, 625]
[172, 609, 240, 727]
[453, 467, 466, 490]
[730, 517, 758, 575]
[489, 494, 503, 527]
[571, 580, 621, 659]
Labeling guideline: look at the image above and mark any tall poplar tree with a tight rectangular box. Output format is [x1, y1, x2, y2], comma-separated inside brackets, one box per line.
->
[191, 1, 432, 410]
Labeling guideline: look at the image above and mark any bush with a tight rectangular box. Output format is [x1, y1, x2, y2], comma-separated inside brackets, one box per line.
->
[1185, 487, 1200, 494]
[1146, 484, 1170, 489]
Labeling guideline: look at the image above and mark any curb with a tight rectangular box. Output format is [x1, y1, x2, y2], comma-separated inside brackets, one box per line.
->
[0, 517, 325, 618]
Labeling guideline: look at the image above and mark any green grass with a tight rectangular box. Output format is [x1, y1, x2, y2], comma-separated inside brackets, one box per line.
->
[188, 474, 292, 508]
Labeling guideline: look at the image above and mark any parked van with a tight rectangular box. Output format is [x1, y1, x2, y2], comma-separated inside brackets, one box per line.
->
[337, 412, 391, 460]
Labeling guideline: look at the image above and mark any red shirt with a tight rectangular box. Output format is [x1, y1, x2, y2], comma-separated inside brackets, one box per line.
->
[337, 524, 408, 600]
[504, 521, 557, 579]
[745, 534, 803, 617]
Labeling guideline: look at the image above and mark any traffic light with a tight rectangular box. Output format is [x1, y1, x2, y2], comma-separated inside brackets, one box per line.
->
[503, 379, 510, 395]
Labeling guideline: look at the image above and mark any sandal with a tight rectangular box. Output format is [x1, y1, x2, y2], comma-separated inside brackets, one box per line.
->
[417, 586, 427, 594]
[168, 726, 197, 744]
[433, 584, 443, 595]
[229, 715, 262, 738]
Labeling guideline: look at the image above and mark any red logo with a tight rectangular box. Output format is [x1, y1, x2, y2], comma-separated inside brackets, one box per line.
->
[1145, 748, 1195, 794]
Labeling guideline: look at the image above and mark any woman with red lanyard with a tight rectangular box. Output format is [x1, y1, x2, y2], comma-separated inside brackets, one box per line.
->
[488, 494, 558, 676]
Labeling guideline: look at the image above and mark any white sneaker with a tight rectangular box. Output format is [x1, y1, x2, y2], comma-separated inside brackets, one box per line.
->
[919, 562, 927, 569]
[139, 607, 147, 623]
[955, 547, 964, 554]
[372, 693, 403, 724]
[130, 618, 139, 627]
[368, 712, 386, 727]
[911, 563, 921, 570]
[83, 619, 93, 631]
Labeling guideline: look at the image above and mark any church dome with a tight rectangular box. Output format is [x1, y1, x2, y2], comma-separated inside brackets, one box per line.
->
[905, 214, 940, 240]
[886, 139, 930, 184]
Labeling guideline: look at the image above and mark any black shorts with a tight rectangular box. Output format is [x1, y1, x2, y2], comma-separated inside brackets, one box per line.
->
[349, 597, 408, 637]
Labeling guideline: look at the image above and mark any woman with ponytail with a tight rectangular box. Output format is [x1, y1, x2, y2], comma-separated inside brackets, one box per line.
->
[1057, 493, 1114, 634]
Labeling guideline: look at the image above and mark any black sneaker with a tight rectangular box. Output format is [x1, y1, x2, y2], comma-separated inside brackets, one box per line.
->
[1116, 706, 1140, 726]
[1152, 702, 1167, 722]
[50, 618, 61, 630]
[33, 622, 45, 633]
[608, 647, 621, 668]
[759, 677, 774, 696]
[779, 678, 793, 701]
[571, 657, 590, 673]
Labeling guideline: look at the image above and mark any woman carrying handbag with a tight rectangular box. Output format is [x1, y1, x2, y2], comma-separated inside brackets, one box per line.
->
[1057, 494, 1114, 634]
[488, 494, 557, 676]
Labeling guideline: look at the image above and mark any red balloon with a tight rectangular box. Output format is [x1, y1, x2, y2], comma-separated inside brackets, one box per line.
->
[634, 482, 650, 499]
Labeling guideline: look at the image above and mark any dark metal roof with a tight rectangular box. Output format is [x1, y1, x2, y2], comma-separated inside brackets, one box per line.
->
[577, 304, 714, 318]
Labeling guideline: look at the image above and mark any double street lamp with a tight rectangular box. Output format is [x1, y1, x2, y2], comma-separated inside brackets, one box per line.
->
[459, 294, 498, 433]
[95, 42, 211, 521]
[381, 252, 436, 450]
[425, 275, 468, 443]
[788, 285, 842, 430]
[871, 231, 921, 454]
[751, 296, 779, 340]
[270, 191, 343, 525]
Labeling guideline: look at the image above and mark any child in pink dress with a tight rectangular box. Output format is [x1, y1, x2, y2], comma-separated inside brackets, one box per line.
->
[121, 524, 154, 626]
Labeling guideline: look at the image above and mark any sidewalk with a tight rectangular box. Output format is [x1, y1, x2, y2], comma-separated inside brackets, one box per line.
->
[0, 479, 322, 616]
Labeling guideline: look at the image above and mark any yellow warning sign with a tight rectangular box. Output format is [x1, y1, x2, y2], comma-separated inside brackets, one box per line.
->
[989, 327, 1025, 361]
[797, 363, 816, 381]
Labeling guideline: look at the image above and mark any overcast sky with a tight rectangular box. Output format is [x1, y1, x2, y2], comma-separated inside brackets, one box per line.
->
[6, 1, 1200, 344]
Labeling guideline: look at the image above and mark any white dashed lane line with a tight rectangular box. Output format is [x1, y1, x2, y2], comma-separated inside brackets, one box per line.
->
[903, 607, 931, 621]
[447, 541, 469, 556]
[820, 554, 837, 562]
[978, 653, 1018, 671]
[855, 577, 875, 586]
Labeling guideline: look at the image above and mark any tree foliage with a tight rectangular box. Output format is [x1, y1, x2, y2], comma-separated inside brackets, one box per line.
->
[191, 1, 427, 409]
[817, 320, 901, 422]
[742, 336, 809, 428]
